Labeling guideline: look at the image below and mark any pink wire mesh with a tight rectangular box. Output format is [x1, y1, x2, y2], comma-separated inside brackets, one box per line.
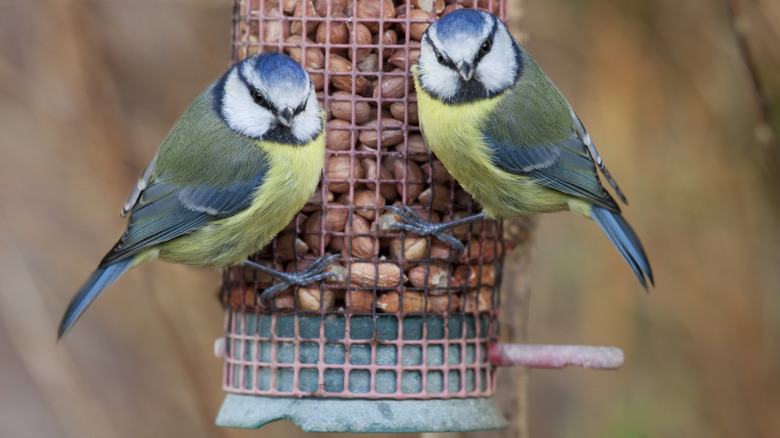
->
[221, 0, 510, 399]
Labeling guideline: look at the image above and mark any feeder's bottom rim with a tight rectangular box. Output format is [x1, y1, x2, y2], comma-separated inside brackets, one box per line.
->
[216, 393, 508, 432]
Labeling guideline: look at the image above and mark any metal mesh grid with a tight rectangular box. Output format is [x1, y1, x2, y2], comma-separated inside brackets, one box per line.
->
[223, 314, 496, 398]
[221, 0, 510, 399]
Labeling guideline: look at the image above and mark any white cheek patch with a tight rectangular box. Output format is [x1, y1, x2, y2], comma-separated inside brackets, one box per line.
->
[291, 88, 324, 142]
[417, 41, 462, 101]
[221, 70, 274, 138]
[475, 30, 517, 94]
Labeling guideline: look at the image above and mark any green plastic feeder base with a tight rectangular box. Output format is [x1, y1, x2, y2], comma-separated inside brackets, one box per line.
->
[216, 394, 508, 432]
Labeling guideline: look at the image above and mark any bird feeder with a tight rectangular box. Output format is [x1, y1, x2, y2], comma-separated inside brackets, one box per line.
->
[215, 0, 623, 432]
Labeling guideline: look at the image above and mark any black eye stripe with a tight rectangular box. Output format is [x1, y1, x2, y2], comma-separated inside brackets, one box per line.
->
[473, 38, 492, 65]
[433, 48, 457, 70]
[473, 19, 500, 64]
[248, 84, 307, 117]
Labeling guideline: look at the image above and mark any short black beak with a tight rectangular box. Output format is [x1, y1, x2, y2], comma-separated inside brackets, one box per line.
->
[457, 61, 474, 82]
[277, 107, 293, 127]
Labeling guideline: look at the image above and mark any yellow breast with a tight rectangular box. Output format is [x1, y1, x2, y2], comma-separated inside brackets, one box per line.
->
[413, 73, 568, 218]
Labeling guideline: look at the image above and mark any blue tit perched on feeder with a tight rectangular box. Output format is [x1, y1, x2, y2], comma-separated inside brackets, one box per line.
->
[59, 53, 335, 339]
[398, 9, 652, 288]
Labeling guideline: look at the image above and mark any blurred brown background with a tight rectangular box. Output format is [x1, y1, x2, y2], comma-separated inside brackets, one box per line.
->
[1, 0, 779, 437]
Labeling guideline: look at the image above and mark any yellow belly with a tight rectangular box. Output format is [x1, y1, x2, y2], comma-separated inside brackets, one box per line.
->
[413, 73, 572, 219]
[139, 135, 325, 268]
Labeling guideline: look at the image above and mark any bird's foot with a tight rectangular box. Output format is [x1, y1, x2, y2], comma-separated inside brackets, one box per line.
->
[243, 254, 339, 306]
[386, 206, 486, 258]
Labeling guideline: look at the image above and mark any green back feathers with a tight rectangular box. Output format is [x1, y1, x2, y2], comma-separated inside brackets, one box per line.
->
[490, 54, 573, 147]
[153, 85, 269, 190]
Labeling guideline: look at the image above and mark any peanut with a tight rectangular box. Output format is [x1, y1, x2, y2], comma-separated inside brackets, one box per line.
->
[361, 158, 398, 200]
[376, 29, 398, 59]
[303, 210, 331, 253]
[403, 133, 429, 162]
[389, 236, 428, 262]
[456, 239, 506, 263]
[326, 119, 353, 151]
[373, 211, 403, 235]
[323, 261, 348, 286]
[402, 9, 433, 42]
[348, 23, 373, 62]
[314, 0, 349, 16]
[356, 0, 396, 33]
[275, 233, 310, 261]
[358, 118, 405, 148]
[326, 154, 365, 193]
[408, 263, 455, 291]
[417, 184, 451, 212]
[315, 17, 349, 46]
[284, 35, 324, 69]
[373, 73, 407, 100]
[346, 288, 375, 312]
[389, 100, 419, 124]
[453, 263, 497, 287]
[462, 287, 493, 312]
[290, 0, 319, 36]
[297, 287, 336, 311]
[353, 190, 386, 221]
[377, 291, 430, 313]
[421, 160, 452, 184]
[343, 214, 377, 259]
[349, 262, 406, 288]
[388, 48, 420, 70]
[429, 293, 460, 313]
[393, 160, 424, 200]
[357, 53, 380, 72]
[329, 54, 373, 95]
[302, 190, 334, 213]
[411, 0, 445, 14]
[329, 91, 372, 124]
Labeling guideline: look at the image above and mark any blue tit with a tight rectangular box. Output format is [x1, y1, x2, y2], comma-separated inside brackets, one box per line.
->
[401, 9, 652, 288]
[59, 53, 335, 339]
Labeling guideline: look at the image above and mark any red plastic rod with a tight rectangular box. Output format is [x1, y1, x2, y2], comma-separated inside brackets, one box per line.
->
[490, 343, 624, 370]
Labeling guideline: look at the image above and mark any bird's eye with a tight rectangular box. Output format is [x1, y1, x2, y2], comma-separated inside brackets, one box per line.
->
[480, 40, 492, 56]
[435, 51, 445, 64]
[250, 88, 265, 106]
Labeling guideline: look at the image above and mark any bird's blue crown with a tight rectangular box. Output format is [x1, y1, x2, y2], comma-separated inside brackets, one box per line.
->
[249, 52, 309, 88]
[433, 9, 490, 43]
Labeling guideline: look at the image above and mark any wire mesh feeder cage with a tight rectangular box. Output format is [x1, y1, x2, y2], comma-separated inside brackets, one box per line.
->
[216, 0, 512, 432]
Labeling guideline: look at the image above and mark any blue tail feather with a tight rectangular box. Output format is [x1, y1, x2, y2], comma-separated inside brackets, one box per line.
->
[590, 206, 653, 289]
[58, 257, 134, 339]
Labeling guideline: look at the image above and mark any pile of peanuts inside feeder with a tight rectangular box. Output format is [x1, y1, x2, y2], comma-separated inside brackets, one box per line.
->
[222, 0, 511, 315]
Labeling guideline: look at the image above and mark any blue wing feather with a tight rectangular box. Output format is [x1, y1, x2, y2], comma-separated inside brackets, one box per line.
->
[100, 161, 268, 267]
[485, 133, 620, 212]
